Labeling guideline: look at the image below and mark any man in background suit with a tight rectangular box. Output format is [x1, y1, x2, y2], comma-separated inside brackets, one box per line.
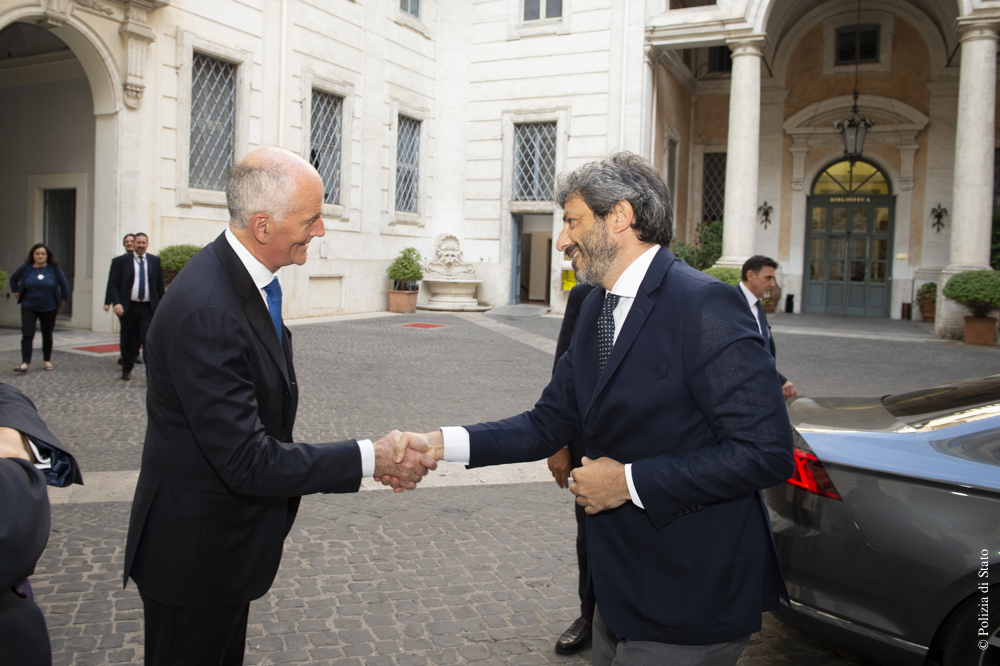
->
[739, 255, 799, 400]
[104, 234, 140, 367]
[123, 147, 436, 666]
[0, 382, 82, 666]
[108, 233, 164, 380]
[546, 282, 597, 654]
[398, 153, 794, 665]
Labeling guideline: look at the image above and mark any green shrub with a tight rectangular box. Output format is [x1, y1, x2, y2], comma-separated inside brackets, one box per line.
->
[670, 219, 722, 270]
[915, 282, 936, 308]
[672, 241, 697, 268]
[159, 244, 202, 286]
[942, 270, 1000, 318]
[703, 266, 740, 287]
[0, 269, 7, 294]
[387, 247, 423, 291]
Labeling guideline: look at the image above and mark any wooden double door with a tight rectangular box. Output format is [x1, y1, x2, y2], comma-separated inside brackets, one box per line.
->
[803, 195, 893, 317]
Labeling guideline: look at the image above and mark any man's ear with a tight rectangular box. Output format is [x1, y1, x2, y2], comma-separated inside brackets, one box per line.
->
[249, 213, 271, 244]
[608, 200, 635, 235]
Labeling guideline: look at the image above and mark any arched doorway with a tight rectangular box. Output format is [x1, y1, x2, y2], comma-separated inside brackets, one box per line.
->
[0, 10, 121, 332]
[802, 160, 893, 317]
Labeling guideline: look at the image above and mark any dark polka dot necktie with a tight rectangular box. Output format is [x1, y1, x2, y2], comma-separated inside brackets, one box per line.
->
[597, 292, 620, 374]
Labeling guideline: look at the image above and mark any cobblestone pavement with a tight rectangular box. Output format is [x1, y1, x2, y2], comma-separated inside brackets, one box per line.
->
[4, 310, 997, 665]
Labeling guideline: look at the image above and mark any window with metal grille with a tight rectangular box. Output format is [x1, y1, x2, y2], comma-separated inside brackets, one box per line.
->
[835, 25, 880, 65]
[523, 0, 561, 20]
[190, 53, 236, 191]
[513, 122, 557, 201]
[400, 0, 420, 19]
[395, 116, 420, 213]
[708, 46, 732, 73]
[310, 90, 343, 206]
[702, 153, 726, 223]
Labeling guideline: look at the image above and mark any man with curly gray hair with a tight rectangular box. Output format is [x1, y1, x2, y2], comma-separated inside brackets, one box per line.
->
[398, 151, 794, 665]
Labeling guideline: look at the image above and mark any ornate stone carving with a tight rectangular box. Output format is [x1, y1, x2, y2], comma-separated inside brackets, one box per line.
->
[419, 235, 487, 312]
[38, 0, 73, 27]
[126, 6, 148, 22]
[77, 0, 114, 16]
[424, 235, 477, 279]
[119, 1, 156, 109]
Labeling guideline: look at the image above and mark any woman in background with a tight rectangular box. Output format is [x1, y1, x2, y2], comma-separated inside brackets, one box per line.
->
[10, 244, 70, 373]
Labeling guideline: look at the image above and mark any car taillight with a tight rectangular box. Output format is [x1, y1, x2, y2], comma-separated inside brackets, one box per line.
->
[786, 448, 841, 500]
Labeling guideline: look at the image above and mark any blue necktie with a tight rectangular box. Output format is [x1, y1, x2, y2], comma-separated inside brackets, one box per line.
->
[597, 292, 620, 374]
[263, 277, 283, 343]
[756, 299, 771, 352]
[138, 257, 146, 301]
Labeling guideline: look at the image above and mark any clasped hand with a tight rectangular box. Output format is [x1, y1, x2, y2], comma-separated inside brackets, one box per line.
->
[373, 431, 444, 492]
[372, 430, 439, 493]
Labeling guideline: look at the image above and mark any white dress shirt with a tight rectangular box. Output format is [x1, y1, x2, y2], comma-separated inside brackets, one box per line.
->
[130, 253, 151, 302]
[224, 228, 374, 476]
[738, 281, 764, 335]
[441, 244, 663, 509]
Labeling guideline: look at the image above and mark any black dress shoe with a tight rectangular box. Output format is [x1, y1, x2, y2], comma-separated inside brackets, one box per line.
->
[121, 371, 131, 381]
[555, 617, 591, 654]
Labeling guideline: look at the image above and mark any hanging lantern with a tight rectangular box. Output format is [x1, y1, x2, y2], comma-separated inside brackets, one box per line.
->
[836, 100, 874, 164]
[835, 0, 875, 165]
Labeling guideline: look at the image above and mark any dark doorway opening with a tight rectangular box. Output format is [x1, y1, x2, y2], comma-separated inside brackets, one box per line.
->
[44, 189, 76, 316]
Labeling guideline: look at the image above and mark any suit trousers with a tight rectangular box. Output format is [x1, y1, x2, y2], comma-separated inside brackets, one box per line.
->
[140, 592, 249, 666]
[120, 302, 152, 374]
[592, 607, 750, 666]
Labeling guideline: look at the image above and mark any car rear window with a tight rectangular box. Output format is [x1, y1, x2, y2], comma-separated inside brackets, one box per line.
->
[882, 374, 1000, 427]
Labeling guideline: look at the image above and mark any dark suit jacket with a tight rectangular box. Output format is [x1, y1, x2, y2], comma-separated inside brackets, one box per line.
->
[105, 251, 132, 306]
[0, 382, 82, 665]
[108, 252, 165, 314]
[737, 283, 788, 386]
[124, 233, 364, 607]
[464, 247, 794, 645]
[554, 284, 596, 466]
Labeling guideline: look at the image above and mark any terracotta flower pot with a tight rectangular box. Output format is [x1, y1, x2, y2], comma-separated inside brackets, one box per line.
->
[388, 289, 418, 314]
[963, 316, 997, 345]
[920, 302, 935, 323]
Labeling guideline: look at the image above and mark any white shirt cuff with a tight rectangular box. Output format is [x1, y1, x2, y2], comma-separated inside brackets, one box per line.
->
[28, 438, 52, 470]
[357, 439, 374, 478]
[625, 463, 644, 510]
[440, 426, 470, 464]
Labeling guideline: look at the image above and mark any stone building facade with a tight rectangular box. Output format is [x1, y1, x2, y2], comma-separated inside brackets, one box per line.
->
[0, 0, 997, 336]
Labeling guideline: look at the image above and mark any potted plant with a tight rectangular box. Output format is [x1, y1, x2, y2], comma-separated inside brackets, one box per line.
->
[0, 268, 7, 294]
[159, 244, 202, 287]
[942, 270, 1000, 345]
[387, 247, 423, 313]
[915, 282, 936, 322]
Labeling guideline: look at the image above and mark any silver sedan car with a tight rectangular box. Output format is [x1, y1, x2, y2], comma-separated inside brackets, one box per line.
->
[763, 374, 1000, 666]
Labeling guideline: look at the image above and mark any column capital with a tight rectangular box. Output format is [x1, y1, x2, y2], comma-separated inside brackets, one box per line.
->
[954, 16, 1000, 43]
[724, 35, 766, 58]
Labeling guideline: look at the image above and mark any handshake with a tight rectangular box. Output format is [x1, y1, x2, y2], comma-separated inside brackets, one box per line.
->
[371, 430, 445, 492]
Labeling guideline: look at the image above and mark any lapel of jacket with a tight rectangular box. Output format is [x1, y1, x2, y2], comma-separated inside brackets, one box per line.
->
[584, 246, 674, 418]
[212, 234, 290, 388]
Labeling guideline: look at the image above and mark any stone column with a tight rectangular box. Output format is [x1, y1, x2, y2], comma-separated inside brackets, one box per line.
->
[716, 38, 766, 268]
[937, 20, 999, 338]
